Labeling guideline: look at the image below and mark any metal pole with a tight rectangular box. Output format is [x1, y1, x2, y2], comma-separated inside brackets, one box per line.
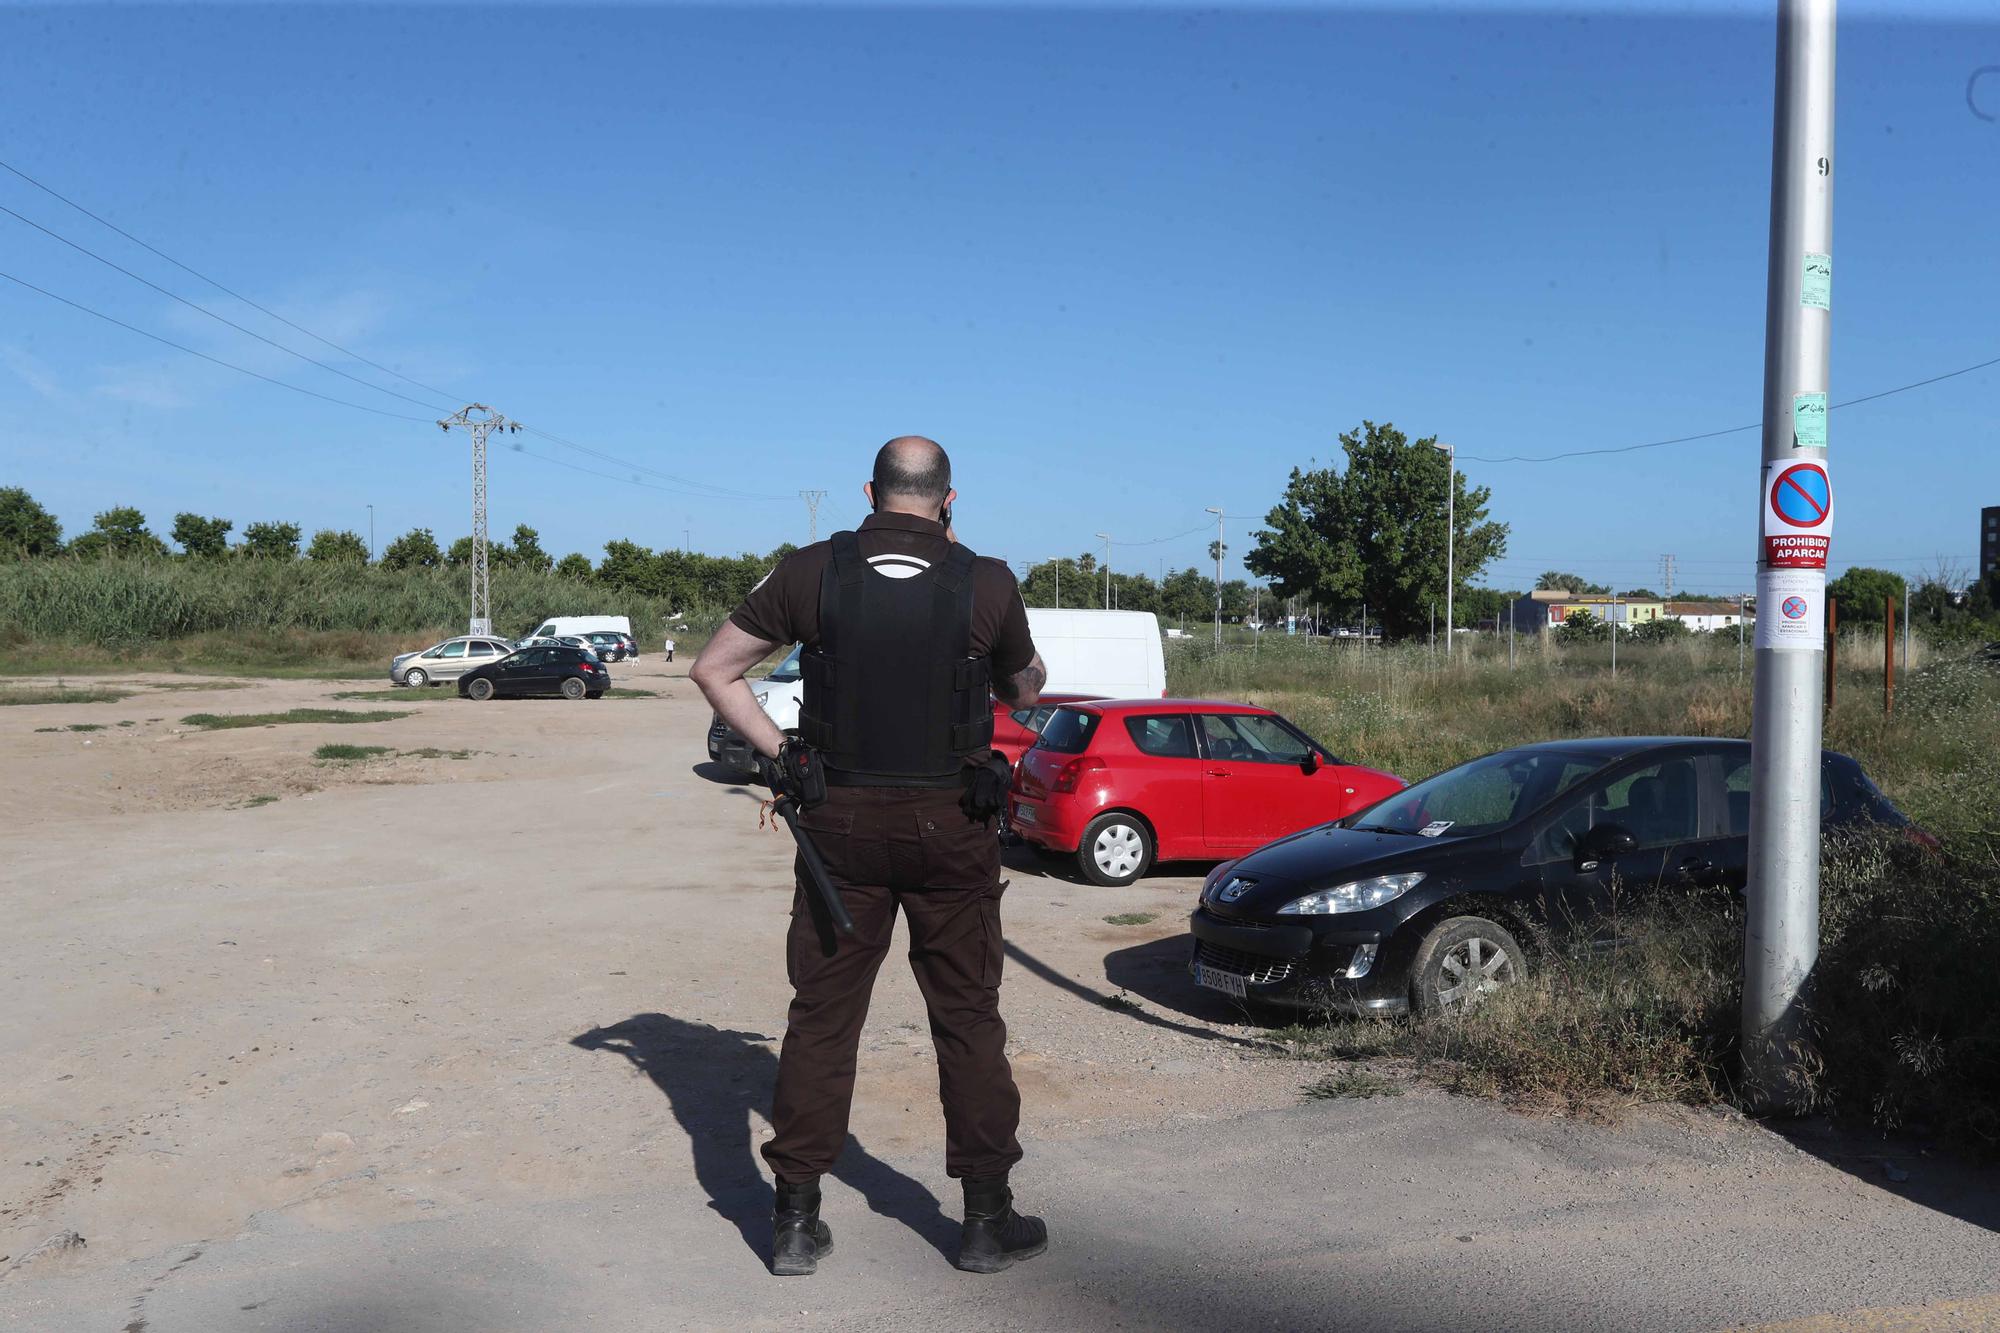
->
[1901, 582, 1910, 669]
[1610, 614, 1617, 678]
[1095, 533, 1111, 610]
[1509, 611, 1515, 669]
[1205, 507, 1224, 651]
[1739, 593, 1747, 677]
[366, 504, 374, 562]
[1053, 558, 1060, 609]
[1435, 443, 1456, 657]
[1742, 0, 1835, 1112]
[1884, 594, 1895, 714]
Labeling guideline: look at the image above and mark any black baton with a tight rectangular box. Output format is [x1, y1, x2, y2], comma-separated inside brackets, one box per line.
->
[774, 795, 856, 936]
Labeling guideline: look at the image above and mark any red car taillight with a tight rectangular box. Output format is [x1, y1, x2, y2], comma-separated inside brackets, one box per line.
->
[1052, 756, 1104, 794]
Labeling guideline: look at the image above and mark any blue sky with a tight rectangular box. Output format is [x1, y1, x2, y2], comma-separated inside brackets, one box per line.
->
[3, 2, 1996, 596]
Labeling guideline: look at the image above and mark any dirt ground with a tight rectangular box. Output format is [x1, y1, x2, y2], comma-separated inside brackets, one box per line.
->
[4, 659, 1997, 1332]
[0, 657, 1311, 1272]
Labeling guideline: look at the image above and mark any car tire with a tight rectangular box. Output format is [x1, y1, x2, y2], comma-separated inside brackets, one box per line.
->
[561, 677, 587, 700]
[1076, 812, 1153, 887]
[1408, 916, 1525, 1016]
[466, 677, 495, 702]
[404, 668, 428, 688]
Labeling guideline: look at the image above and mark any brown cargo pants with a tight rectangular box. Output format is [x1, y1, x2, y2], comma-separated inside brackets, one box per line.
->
[761, 786, 1023, 1185]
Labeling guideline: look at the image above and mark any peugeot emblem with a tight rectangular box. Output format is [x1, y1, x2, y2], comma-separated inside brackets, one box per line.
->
[1217, 877, 1253, 903]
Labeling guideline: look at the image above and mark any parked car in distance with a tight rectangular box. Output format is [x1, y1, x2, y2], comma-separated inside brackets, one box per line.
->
[584, 630, 631, 662]
[391, 636, 517, 687]
[991, 694, 1102, 767]
[709, 645, 806, 774]
[1187, 738, 1922, 1016]
[458, 645, 609, 701]
[1010, 699, 1404, 887]
[523, 614, 632, 643]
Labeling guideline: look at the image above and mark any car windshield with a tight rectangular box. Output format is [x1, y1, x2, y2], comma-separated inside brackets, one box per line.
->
[765, 644, 804, 683]
[1347, 749, 1607, 840]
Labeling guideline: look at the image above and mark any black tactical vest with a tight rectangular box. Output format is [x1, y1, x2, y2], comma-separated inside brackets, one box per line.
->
[796, 530, 995, 786]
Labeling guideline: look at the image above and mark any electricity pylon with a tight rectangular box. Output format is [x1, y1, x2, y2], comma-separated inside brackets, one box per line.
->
[437, 404, 521, 634]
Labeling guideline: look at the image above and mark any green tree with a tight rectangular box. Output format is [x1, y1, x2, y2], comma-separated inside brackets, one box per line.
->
[306, 529, 369, 562]
[1619, 587, 1661, 600]
[1825, 566, 1908, 623]
[1457, 586, 1520, 629]
[171, 513, 233, 559]
[508, 524, 552, 572]
[1159, 567, 1214, 623]
[1246, 421, 1508, 638]
[380, 527, 441, 571]
[1627, 617, 1691, 644]
[1552, 608, 1610, 643]
[1536, 570, 1610, 594]
[554, 552, 595, 581]
[239, 520, 301, 560]
[0, 487, 63, 556]
[68, 506, 168, 560]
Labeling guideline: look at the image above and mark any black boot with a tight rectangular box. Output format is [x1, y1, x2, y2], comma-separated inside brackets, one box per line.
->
[957, 1176, 1047, 1274]
[771, 1178, 833, 1277]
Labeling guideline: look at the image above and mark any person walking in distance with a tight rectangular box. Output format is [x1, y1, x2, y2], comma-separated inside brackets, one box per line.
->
[691, 436, 1049, 1277]
[663, 635, 676, 663]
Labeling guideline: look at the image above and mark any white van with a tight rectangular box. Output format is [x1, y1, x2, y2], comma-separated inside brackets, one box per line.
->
[521, 614, 632, 644]
[1026, 608, 1166, 700]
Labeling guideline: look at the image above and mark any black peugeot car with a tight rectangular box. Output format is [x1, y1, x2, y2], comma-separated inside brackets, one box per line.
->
[1189, 737, 1917, 1016]
[457, 644, 609, 701]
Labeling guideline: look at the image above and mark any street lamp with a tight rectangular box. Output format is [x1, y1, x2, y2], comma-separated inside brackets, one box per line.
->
[366, 504, 374, 562]
[1433, 443, 1456, 656]
[1094, 533, 1111, 609]
[1205, 507, 1224, 651]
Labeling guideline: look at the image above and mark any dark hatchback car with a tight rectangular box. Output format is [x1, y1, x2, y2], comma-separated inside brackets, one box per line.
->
[1189, 737, 1917, 1016]
[458, 645, 609, 701]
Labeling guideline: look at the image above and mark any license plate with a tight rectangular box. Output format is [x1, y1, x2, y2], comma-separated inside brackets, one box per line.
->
[1013, 802, 1036, 824]
[1194, 962, 1247, 999]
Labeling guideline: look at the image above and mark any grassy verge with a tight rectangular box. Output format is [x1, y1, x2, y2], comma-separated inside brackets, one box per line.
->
[0, 684, 137, 705]
[182, 708, 411, 730]
[1172, 636, 2000, 1150]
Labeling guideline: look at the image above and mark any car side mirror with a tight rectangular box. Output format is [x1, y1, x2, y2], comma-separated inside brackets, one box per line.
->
[1576, 822, 1637, 869]
[1300, 750, 1321, 775]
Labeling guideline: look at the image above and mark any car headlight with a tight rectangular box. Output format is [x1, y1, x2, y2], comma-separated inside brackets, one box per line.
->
[753, 692, 773, 712]
[1275, 872, 1425, 915]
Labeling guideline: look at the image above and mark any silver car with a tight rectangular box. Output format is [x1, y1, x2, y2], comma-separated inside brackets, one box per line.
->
[391, 636, 517, 687]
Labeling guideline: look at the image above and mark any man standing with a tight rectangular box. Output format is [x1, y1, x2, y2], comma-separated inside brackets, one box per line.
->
[691, 436, 1049, 1277]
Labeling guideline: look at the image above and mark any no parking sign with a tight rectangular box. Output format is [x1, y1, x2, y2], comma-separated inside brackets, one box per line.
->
[1762, 459, 1833, 569]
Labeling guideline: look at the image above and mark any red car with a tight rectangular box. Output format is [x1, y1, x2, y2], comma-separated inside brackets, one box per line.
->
[990, 693, 1102, 767]
[1010, 699, 1404, 886]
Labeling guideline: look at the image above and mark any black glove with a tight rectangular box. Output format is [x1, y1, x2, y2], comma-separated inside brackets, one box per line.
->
[961, 754, 1012, 822]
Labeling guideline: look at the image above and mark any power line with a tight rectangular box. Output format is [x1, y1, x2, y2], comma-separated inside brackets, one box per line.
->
[0, 268, 434, 423]
[0, 154, 462, 403]
[0, 199, 452, 413]
[1459, 352, 2000, 464]
[517, 424, 790, 502]
[1108, 520, 1212, 547]
[0, 156, 791, 503]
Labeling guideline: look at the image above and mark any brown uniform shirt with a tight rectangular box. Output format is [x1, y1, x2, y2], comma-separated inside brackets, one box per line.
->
[728, 511, 1035, 682]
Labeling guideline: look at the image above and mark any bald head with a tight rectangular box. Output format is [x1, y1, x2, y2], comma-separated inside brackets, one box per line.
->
[870, 436, 953, 515]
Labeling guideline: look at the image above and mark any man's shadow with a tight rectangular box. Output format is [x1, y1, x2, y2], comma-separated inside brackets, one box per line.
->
[571, 1013, 957, 1261]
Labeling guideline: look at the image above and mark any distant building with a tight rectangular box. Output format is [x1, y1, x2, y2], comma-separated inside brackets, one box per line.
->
[1509, 590, 1656, 633]
[1984, 505, 1999, 582]
[1664, 600, 1744, 633]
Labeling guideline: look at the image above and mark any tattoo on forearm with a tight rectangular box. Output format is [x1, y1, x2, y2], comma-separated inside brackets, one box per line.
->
[1001, 660, 1046, 704]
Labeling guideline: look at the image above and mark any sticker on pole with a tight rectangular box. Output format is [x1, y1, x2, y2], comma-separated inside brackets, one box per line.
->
[1791, 392, 1827, 449]
[1763, 459, 1833, 568]
[1801, 253, 1831, 309]
[1756, 568, 1825, 652]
